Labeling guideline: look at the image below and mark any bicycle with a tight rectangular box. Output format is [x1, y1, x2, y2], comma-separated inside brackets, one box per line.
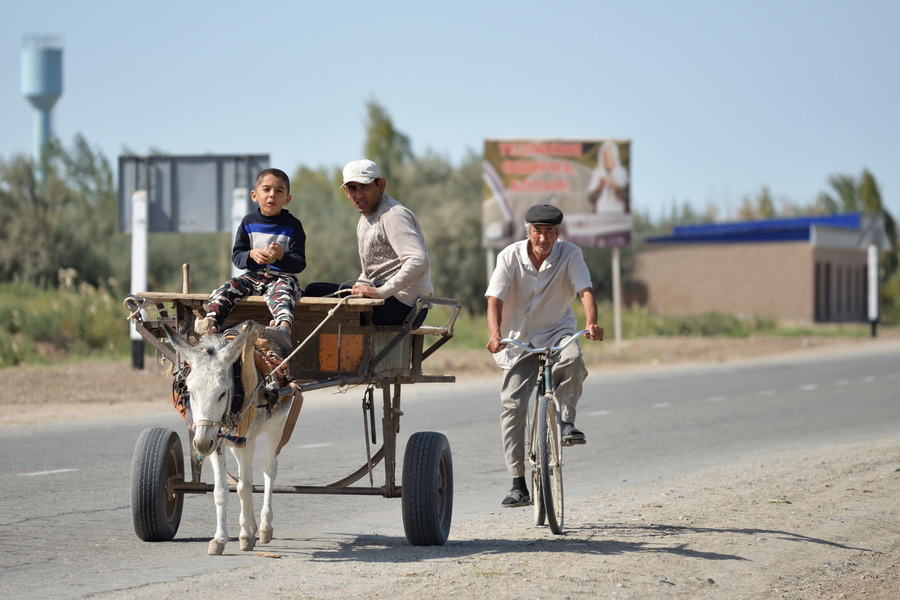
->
[499, 329, 589, 534]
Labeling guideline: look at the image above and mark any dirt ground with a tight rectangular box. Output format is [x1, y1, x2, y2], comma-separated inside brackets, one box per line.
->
[3, 331, 899, 599]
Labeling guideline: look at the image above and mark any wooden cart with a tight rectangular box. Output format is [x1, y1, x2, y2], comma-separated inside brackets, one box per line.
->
[124, 284, 460, 546]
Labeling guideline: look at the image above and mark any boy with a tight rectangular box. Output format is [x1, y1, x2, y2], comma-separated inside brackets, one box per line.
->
[199, 168, 306, 349]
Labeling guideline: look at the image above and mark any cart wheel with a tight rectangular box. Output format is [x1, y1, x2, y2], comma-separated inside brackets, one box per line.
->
[402, 431, 453, 546]
[131, 427, 184, 541]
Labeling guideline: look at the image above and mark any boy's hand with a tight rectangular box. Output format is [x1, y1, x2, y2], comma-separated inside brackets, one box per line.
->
[250, 248, 268, 265]
[251, 243, 283, 265]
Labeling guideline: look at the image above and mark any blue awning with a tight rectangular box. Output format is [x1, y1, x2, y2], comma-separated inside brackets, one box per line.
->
[646, 213, 862, 244]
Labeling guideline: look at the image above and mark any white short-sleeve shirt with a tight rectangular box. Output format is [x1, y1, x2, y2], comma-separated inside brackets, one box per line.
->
[485, 239, 593, 368]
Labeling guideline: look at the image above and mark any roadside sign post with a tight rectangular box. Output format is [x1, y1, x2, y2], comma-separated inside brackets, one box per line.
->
[867, 243, 879, 337]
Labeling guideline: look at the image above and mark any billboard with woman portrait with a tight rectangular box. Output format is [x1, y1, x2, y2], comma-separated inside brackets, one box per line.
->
[482, 138, 632, 248]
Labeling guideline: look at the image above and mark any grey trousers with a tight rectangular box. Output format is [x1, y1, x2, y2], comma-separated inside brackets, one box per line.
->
[499, 338, 588, 478]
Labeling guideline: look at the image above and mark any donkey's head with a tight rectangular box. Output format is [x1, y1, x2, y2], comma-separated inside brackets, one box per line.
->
[165, 324, 252, 456]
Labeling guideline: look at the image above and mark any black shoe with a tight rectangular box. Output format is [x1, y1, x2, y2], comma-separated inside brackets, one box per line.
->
[501, 488, 531, 508]
[561, 422, 585, 443]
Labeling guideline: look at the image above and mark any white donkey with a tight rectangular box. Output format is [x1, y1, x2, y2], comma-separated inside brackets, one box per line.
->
[166, 322, 296, 555]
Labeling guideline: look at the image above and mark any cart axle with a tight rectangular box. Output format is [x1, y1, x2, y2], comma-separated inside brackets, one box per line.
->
[171, 482, 401, 498]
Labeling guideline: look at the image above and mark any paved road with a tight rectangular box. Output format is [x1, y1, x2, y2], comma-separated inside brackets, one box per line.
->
[1, 346, 898, 599]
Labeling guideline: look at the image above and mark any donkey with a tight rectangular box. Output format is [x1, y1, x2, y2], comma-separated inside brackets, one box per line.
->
[165, 322, 297, 555]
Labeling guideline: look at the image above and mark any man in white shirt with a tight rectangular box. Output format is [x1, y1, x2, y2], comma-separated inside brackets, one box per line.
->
[485, 204, 603, 507]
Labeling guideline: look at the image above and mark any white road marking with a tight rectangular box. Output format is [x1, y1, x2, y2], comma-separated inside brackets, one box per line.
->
[706, 396, 726, 402]
[20, 468, 78, 477]
[758, 390, 775, 396]
[588, 409, 611, 416]
[862, 376, 876, 383]
[298, 443, 331, 449]
[799, 384, 819, 391]
[652, 402, 671, 408]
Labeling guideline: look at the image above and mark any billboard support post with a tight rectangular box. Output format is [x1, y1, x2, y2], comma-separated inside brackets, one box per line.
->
[612, 246, 622, 351]
[485, 248, 496, 286]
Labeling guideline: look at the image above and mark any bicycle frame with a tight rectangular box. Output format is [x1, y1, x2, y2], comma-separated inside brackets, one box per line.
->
[500, 329, 589, 417]
[498, 330, 589, 533]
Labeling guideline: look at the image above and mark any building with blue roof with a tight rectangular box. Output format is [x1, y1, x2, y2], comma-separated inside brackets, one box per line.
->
[634, 213, 890, 322]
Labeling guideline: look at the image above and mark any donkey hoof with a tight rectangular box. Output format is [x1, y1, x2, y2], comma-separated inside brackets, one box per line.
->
[240, 535, 256, 551]
[208, 540, 225, 555]
[259, 527, 273, 544]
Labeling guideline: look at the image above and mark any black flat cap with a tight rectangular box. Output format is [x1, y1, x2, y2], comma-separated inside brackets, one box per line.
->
[524, 204, 564, 225]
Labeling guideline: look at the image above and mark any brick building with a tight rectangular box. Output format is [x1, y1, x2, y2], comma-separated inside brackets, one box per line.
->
[634, 213, 891, 323]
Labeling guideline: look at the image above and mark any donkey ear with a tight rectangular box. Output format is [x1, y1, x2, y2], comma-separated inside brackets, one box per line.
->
[221, 322, 252, 366]
[164, 323, 196, 358]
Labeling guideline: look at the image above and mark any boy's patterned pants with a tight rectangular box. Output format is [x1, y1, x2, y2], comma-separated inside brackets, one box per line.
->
[206, 271, 300, 329]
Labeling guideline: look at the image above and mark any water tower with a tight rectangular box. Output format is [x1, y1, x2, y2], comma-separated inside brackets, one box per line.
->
[21, 34, 63, 172]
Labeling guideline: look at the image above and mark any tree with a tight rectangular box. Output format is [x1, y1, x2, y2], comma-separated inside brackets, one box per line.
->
[289, 165, 360, 285]
[363, 99, 413, 188]
[817, 170, 898, 280]
[738, 186, 777, 220]
[403, 150, 486, 314]
[0, 135, 117, 289]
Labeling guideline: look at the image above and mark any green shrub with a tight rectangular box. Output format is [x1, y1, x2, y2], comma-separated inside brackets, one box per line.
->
[881, 272, 900, 325]
[0, 332, 41, 367]
[0, 274, 130, 367]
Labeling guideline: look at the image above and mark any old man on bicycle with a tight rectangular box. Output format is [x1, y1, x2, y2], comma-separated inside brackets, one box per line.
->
[485, 204, 603, 508]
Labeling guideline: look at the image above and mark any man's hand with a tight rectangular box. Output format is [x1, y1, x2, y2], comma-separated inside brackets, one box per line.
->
[486, 336, 506, 353]
[350, 283, 380, 299]
[585, 323, 604, 341]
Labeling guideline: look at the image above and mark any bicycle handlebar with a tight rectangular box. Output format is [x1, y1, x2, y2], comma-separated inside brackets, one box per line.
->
[498, 329, 590, 355]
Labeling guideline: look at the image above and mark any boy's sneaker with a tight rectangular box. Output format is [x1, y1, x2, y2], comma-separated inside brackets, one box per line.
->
[194, 316, 218, 336]
[265, 325, 292, 353]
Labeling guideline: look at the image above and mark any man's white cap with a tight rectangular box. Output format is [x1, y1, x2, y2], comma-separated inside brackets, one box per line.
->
[342, 159, 382, 187]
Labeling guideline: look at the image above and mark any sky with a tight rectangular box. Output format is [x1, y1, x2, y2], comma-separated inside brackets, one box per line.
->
[2, 0, 899, 221]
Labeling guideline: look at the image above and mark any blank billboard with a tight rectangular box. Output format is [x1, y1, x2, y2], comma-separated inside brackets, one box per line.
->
[118, 154, 269, 233]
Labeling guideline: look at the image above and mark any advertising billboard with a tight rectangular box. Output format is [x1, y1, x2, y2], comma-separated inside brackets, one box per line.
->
[482, 138, 632, 248]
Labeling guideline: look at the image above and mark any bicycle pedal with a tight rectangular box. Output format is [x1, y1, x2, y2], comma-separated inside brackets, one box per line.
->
[563, 438, 586, 446]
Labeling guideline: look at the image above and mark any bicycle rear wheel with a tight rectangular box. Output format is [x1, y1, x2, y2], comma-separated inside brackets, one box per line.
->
[538, 393, 564, 534]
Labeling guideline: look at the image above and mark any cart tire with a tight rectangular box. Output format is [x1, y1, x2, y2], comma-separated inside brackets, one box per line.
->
[402, 431, 453, 546]
[131, 427, 184, 541]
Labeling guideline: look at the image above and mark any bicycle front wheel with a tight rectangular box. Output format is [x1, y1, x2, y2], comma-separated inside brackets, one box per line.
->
[531, 438, 546, 526]
[538, 393, 564, 534]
